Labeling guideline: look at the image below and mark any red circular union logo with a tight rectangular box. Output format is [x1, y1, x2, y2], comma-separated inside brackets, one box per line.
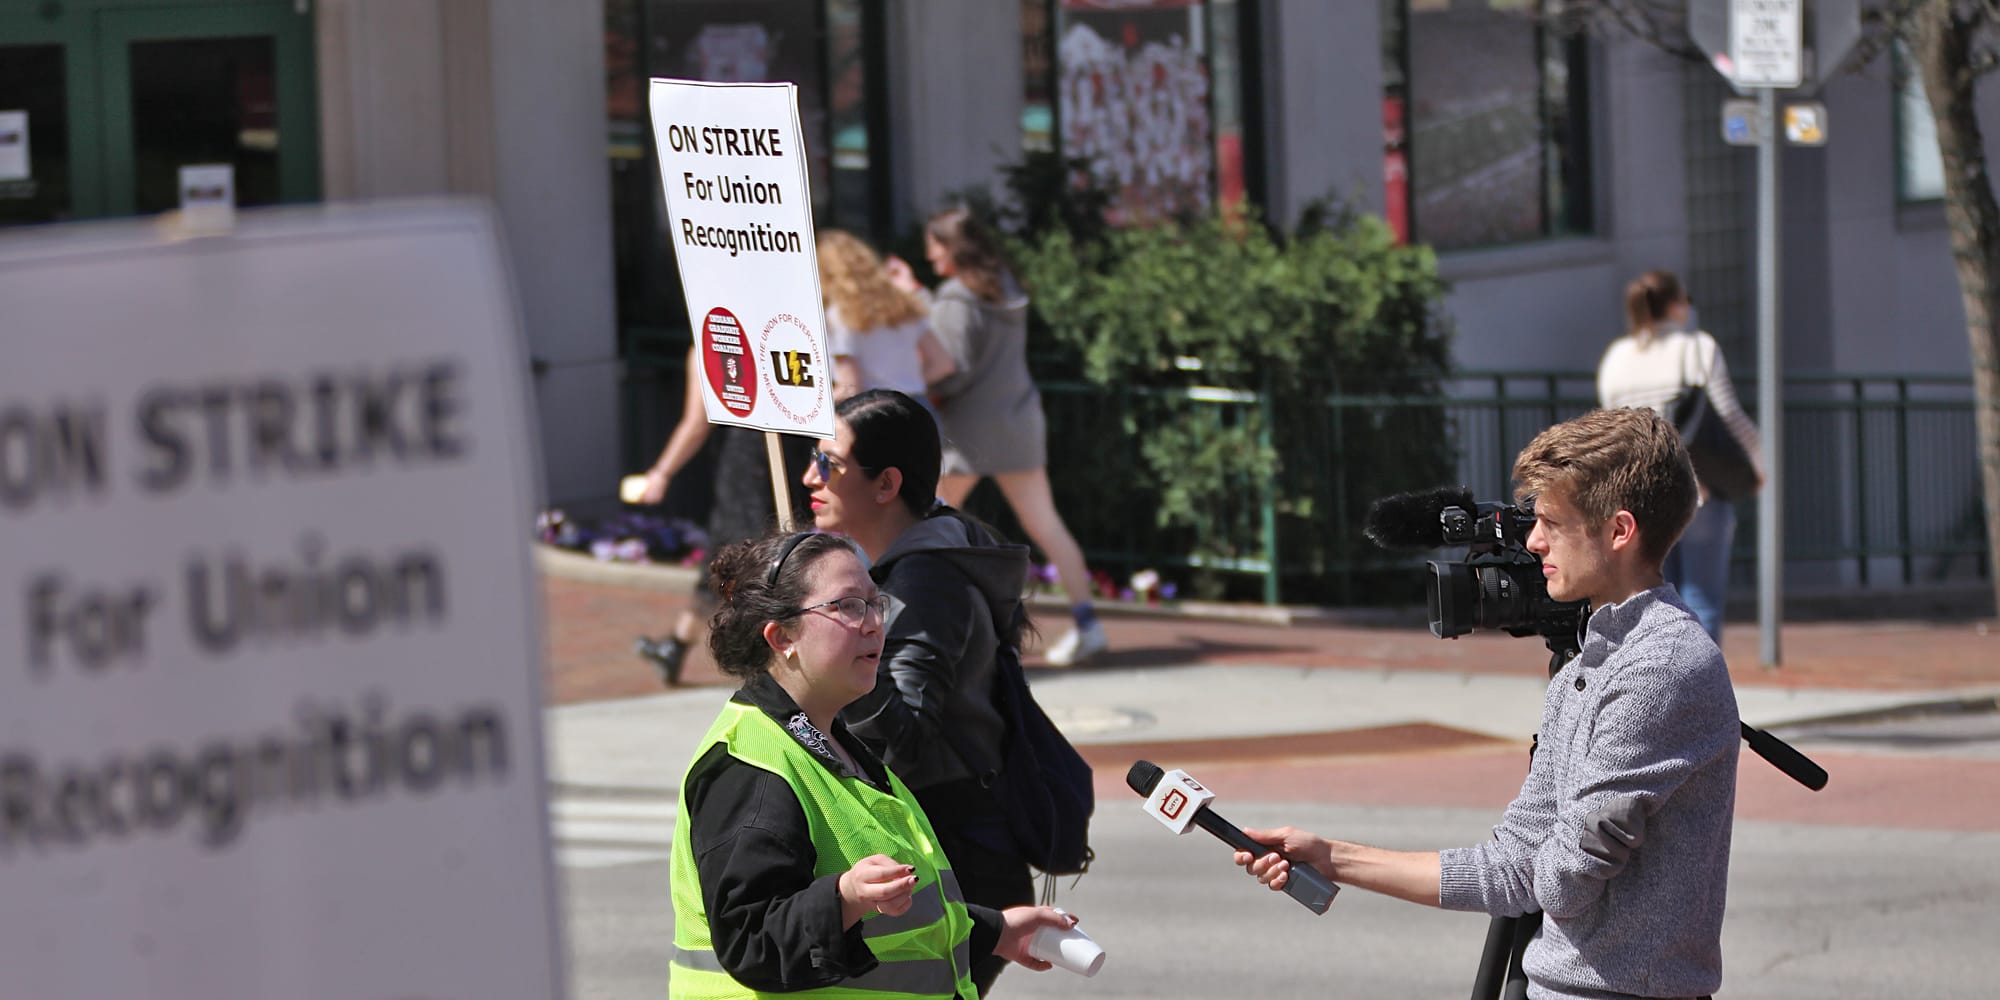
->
[700, 307, 755, 417]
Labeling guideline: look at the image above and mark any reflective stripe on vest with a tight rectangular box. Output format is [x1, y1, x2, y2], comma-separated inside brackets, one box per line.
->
[669, 703, 975, 1000]
[673, 948, 964, 997]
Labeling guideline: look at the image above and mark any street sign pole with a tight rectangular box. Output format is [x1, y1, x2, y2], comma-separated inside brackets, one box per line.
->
[1696, 0, 1824, 668]
[1755, 85, 1784, 668]
[1733, 0, 1802, 669]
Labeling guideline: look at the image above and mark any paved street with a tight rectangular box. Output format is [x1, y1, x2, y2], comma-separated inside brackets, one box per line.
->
[554, 748, 2000, 999]
[535, 549, 2000, 998]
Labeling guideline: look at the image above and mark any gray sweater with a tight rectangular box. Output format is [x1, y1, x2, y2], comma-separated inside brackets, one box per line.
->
[925, 275, 1044, 476]
[1439, 586, 1739, 999]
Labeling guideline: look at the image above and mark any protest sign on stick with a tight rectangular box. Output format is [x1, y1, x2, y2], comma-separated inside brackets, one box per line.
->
[649, 79, 832, 527]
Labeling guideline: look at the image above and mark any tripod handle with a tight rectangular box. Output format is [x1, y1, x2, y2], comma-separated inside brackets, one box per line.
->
[1742, 722, 1828, 791]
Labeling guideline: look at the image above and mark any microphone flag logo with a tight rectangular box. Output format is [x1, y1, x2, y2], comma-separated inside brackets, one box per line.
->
[1142, 768, 1216, 834]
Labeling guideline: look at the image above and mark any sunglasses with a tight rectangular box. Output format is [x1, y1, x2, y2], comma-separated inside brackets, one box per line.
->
[811, 448, 874, 481]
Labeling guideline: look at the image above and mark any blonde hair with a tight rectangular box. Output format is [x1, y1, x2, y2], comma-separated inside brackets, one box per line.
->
[1512, 408, 1699, 566]
[818, 229, 927, 332]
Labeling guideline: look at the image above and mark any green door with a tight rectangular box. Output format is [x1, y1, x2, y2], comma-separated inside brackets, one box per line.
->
[0, 0, 316, 226]
[0, 8, 102, 222]
[96, 4, 318, 215]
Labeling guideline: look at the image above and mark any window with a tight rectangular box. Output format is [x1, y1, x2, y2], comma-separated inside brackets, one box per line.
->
[1383, 0, 1591, 251]
[1895, 41, 1944, 203]
[604, 0, 884, 339]
[0, 44, 70, 225]
[1023, 0, 1253, 224]
[1023, 1, 1056, 152]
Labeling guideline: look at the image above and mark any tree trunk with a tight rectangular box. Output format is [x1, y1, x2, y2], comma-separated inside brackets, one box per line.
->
[1911, 2, 2000, 616]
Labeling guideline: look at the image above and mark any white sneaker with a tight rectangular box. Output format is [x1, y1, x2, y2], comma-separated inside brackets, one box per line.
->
[1045, 622, 1109, 667]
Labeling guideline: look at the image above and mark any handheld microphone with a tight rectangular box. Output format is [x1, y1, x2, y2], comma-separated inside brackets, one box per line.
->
[1126, 760, 1338, 915]
[1364, 487, 1478, 549]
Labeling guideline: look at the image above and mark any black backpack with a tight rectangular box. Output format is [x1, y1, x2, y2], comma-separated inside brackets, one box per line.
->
[941, 602, 1095, 876]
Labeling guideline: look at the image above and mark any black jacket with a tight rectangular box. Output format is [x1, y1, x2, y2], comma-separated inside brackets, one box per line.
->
[840, 511, 1029, 796]
[682, 673, 1003, 992]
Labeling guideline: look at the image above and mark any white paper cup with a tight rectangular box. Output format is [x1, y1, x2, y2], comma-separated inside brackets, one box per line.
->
[1028, 923, 1105, 977]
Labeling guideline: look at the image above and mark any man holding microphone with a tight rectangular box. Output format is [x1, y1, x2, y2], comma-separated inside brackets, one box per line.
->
[1236, 408, 1740, 1000]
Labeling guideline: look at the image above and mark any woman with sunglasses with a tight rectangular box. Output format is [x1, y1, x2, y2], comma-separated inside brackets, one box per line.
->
[802, 388, 1041, 996]
[669, 529, 1077, 999]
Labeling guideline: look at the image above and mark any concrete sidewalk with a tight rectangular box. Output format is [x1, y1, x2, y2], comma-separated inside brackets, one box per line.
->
[535, 547, 2000, 795]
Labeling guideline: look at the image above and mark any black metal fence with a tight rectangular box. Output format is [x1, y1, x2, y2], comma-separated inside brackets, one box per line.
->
[620, 354, 1989, 604]
[1433, 371, 1989, 594]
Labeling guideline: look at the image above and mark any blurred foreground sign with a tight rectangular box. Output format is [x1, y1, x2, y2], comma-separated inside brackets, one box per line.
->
[0, 201, 564, 1000]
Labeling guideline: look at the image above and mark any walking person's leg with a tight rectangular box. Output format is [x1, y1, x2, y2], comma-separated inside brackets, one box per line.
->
[1664, 498, 1736, 641]
[991, 467, 1106, 665]
[636, 585, 712, 686]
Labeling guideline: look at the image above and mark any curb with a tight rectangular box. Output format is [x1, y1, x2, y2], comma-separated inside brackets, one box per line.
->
[540, 690, 2000, 802]
[536, 545, 701, 593]
[549, 781, 679, 800]
[535, 543, 1421, 629]
[1758, 690, 2000, 732]
[534, 544, 1994, 630]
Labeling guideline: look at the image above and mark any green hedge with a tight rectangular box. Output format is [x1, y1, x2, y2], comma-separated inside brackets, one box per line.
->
[975, 167, 1455, 603]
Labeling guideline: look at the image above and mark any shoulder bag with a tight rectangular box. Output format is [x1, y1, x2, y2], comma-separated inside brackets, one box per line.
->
[1670, 334, 1760, 502]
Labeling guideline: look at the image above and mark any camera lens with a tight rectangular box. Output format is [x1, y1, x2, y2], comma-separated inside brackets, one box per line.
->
[1426, 561, 1475, 638]
[1476, 564, 1536, 631]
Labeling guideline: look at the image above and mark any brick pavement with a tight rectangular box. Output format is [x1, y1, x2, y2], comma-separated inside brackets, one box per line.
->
[538, 553, 1999, 705]
[539, 551, 2000, 831]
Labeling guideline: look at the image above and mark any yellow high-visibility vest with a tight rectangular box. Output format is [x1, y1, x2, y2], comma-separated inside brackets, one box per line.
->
[669, 702, 977, 1000]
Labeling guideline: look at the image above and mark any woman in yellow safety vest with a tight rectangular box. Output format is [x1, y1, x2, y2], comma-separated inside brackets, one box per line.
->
[669, 530, 1080, 999]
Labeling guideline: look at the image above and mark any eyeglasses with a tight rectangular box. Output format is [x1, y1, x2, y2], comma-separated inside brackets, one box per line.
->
[797, 594, 892, 628]
[811, 448, 873, 481]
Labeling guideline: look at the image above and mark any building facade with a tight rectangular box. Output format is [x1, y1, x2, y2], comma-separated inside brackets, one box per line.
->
[1, 0, 1986, 522]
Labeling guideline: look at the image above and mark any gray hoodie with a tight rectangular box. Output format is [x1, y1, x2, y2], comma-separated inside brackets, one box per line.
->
[838, 511, 1030, 795]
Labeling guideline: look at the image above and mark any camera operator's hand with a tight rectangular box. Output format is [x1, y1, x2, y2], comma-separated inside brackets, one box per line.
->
[1233, 826, 1334, 889]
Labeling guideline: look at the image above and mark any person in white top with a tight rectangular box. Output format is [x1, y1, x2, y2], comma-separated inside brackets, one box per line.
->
[816, 229, 953, 400]
[1597, 270, 1764, 641]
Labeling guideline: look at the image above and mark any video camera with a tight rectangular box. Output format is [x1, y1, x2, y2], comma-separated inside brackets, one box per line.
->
[1363, 487, 1585, 652]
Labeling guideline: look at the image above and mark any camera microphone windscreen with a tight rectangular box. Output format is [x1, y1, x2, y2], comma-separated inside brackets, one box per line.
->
[1363, 487, 1478, 548]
